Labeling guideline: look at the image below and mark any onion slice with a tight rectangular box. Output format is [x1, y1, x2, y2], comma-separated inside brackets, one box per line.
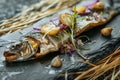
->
[79, 11, 91, 16]
[85, 0, 99, 8]
[33, 27, 41, 31]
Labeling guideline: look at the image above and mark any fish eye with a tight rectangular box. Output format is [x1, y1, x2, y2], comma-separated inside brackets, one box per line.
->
[16, 44, 20, 47]
[10, 45, 15, 50]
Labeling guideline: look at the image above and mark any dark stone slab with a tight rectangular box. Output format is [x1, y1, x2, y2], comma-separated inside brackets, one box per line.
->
[0, 0, 120, 80]
[0, 0, 41, 20]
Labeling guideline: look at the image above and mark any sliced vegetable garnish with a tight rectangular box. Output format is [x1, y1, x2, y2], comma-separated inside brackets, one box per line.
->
[33, 27, 41, 31]
[72, 6, 87, 14]
[79, 11, 91, 16]
[92, 2, 104, 11]
[85, 0, 99, 8]
[41, 24, 60, 36]
[60, 13, 73, 27]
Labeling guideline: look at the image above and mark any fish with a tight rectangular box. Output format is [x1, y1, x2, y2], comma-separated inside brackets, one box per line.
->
[3, 1, 117, 62]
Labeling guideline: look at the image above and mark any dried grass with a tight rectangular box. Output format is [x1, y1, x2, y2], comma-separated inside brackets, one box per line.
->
[0, 0, 81, 35]
[75, 47, 120, 80]
[58, 48, 120, 80]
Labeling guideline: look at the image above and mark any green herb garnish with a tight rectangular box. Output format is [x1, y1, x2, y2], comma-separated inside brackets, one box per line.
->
[70, 6, 87, 60]
[59, 6, 88, 60]
[70, 6, 77, 48]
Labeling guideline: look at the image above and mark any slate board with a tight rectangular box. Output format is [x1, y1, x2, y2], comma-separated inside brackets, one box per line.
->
[0, 0, 41, 20]
[0, 0, 120, 80]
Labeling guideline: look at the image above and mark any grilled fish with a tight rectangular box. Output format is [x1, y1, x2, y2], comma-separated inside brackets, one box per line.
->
[3, 1, 117, 62]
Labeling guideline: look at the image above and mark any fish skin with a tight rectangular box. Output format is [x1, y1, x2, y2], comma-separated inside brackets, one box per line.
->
[3, 9, 117, 62]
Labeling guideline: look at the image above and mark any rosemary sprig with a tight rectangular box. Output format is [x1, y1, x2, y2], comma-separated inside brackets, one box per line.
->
[70, 6, 87, 60]
[56, 34, 64, 44]
[70, 6, 77, 48]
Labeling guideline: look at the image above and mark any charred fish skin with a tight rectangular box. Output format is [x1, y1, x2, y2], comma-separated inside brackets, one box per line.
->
[3, 1, 117, 62]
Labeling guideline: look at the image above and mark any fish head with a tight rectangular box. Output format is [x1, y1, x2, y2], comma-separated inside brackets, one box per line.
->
[4, 37, 39, 62]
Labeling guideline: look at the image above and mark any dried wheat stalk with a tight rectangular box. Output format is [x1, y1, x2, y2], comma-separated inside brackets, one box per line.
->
[0, 0, 81, 35]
